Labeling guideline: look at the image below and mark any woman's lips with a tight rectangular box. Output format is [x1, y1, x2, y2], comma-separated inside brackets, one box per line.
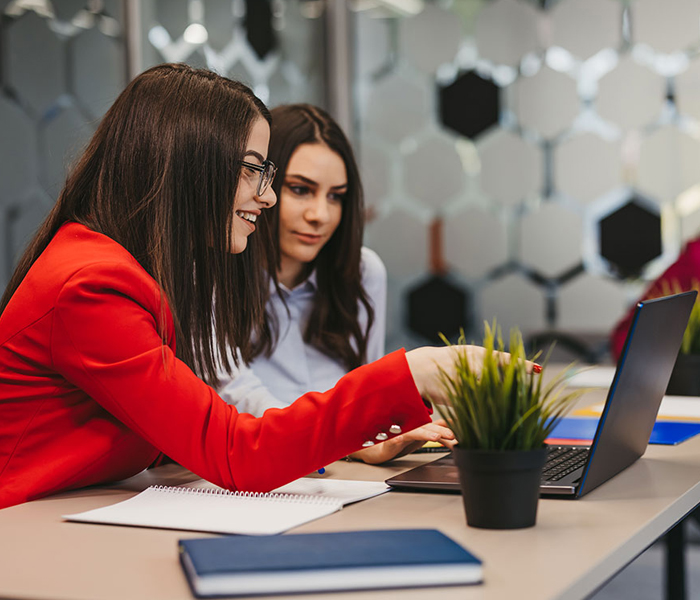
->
[293, 232, 322, 244]
[237, 213, 256, 232]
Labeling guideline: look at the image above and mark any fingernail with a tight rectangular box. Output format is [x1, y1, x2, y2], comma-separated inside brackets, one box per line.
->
[533, 364, 543, 373]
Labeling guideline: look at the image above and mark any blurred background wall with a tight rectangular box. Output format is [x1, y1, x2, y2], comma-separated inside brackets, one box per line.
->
[2, 0, 700, 360]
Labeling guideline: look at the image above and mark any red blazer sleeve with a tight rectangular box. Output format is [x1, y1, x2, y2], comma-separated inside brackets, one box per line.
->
[610, 240, 700, 360]
[51, 263, 431, 492]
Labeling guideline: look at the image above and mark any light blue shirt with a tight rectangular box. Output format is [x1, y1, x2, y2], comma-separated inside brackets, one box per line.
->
[217, 248, 387, 416]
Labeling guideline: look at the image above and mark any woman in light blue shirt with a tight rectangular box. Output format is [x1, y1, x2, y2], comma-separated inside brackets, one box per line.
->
[218, 104, 454, 463]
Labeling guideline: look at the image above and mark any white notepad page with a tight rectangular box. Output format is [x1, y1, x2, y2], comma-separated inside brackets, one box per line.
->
[63, 479, 389, 535]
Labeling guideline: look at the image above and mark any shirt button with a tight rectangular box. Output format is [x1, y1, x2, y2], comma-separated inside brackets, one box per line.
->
[362, 440, 375, 448]
[389, 425, 402, 435]
[375, 432, 388, 441]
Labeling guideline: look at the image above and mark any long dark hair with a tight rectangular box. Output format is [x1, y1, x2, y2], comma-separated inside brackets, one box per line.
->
[254, 103, 374, 371]
[0, 63, 272, 385]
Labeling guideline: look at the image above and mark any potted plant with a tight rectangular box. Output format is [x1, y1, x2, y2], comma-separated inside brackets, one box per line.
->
[434, 322, 583, 530]
[666, 297, 700, 395]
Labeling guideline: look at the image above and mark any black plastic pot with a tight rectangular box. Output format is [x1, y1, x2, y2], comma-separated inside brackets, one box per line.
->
[452, 446, 547, 530]
[666, 354, 700, 396]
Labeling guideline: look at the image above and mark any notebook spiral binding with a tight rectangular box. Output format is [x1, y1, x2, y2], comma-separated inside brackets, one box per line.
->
[149, 485, 339, 506]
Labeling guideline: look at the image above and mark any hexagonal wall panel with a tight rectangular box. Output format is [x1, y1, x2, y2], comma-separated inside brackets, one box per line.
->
[52, 1, 89, 22]
[156, 0, 189, 41]
[276, 3, 325, 78]
[677, 187, 700, 242]
[550, 0, 621, 60]
[4, 194, 51, 264]
[478, 129, 542, 205]
[365, 74, 430, 144]
[637, 126, 700, 203]
[203, 0, 236, 52]
[407, 274, 470, 343]
[42, 105, 91, 195]
[365, 208, 428, 280]
[399, 4, 461, 74]
[558, 273, 628, 331]
[403, 135, 465, 209]
[439, 70, 500, 140]
[444, 207, 508, 280]
[6, 12, 67, 115]
[520, 203, 582, 278]
[514, 66, 579, 138]
[596, 56, 665, 130]
[599, 196, 662, 278]
[555, 133, 622, 204]
[356, 11, 391, 79]
[475, 0, 540, 67]
[634, 0, 700, 54]
[0, 97, 36, 204]
[480, 273, 546, 337]
[359, 142, 392, 209]
[72, 28, 125, 118]
[675, 59, 700, 122]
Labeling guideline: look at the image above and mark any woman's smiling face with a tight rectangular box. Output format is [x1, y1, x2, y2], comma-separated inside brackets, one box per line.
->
[230, 117, 277, 254]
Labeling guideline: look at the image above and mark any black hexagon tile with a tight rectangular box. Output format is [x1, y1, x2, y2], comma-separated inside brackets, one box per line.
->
[245, 0, 275, 59]
[407, 275, 470, 343]
[439, 70, 500, 140]
[599, 195, 662, 279]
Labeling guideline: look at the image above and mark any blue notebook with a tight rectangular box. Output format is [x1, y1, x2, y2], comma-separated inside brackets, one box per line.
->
[549, 418, 700, 446]
[178, 529, 483, 597]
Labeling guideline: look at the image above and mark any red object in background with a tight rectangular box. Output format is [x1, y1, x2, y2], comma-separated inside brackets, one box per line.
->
[610, 238, 700, 360]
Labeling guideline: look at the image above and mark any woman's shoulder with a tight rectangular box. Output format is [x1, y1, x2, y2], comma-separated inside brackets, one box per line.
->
[51, 223, 144, 270]
[39, 223, 160, 304]
[360, 247, 387, 284]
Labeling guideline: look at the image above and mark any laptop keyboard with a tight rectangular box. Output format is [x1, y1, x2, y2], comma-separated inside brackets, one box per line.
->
[542, 446, 589, 482]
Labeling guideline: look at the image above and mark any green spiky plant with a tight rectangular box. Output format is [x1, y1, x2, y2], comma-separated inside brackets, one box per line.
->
[434, 323, 585, 452]
[680, 300, 700, 355]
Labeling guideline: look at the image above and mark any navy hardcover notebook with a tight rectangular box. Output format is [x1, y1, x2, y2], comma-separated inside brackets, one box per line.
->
[178, 528, 483, 597]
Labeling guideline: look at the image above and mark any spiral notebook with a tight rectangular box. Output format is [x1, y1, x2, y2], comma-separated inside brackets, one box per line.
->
[63, 479, 388, 535]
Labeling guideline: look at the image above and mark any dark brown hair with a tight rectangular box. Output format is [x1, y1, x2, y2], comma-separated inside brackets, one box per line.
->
[254, 103, 373, 371]
[0, 63, 272, 385]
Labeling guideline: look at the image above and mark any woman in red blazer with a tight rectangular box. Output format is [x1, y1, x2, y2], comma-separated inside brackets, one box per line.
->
[0, 64, 496, 509]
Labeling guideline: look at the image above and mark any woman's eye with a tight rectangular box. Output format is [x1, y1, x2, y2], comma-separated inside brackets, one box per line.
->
[329, 192, 346, 202]
[288, 185, 311, 196]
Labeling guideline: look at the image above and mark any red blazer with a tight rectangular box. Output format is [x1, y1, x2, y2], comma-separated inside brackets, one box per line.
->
[610, 239, 700, 360]
[0, 223, 431, 509]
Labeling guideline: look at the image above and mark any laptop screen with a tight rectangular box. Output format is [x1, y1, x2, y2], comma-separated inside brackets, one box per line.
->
[577, 291, 696, 496]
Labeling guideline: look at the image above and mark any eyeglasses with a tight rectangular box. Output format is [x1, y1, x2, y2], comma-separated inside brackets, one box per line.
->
[240, 159, 277, 196]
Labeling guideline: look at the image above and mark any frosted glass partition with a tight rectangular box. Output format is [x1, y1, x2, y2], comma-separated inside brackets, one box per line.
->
[353, 0, 699, 359]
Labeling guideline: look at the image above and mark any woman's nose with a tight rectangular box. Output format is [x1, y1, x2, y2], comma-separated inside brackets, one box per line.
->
[306, 198, 330, 223]
[256, 185, 277, 209]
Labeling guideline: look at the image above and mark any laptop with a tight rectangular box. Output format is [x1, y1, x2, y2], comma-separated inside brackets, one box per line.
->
[386, 291, 697, 499]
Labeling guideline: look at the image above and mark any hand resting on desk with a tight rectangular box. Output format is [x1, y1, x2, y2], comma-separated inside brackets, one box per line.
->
[350, 419, 455, 464]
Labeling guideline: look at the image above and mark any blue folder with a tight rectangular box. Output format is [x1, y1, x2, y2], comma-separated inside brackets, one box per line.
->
[549, 417, 700, 446]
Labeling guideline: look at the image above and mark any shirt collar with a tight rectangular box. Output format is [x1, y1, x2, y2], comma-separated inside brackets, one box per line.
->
[274, 269, 318, 295]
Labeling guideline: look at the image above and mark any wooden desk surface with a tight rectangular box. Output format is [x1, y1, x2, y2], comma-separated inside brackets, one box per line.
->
[2, 418, 700, 600]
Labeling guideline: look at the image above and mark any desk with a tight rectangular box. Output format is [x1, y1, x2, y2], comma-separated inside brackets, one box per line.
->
[1, 431, 700, 600]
